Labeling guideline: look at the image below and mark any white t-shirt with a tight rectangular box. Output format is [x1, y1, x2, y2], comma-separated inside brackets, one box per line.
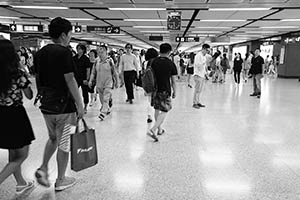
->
[194, 51, 207, 78]
[120, 53, 139, 72]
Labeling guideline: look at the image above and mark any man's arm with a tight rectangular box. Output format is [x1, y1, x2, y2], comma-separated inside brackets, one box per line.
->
[64, 72, 84, 119]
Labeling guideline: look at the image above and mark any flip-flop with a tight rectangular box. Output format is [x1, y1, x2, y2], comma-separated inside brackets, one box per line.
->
[147, 130, 159, 142]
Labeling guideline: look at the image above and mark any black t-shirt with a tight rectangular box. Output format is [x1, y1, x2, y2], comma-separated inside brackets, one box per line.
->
[73, 54, 91, 82]
[250, 55, 264, 74]
[233, 58, 243, 71]
[151, 57, 177, 95]
[34, 44, 76, 114]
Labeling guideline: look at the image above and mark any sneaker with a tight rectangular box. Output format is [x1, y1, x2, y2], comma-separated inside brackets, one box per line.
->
[192, 104, 200, 109]
[257, 95, 261, 99]
[250, 93, 258, 97]
[147, 118, 153, 123]
[157, 129, 165, 136]
[198, 103, 205, 107]
[16, 180, 35, 195]
[129, 99, 133, 104]
[35, 168, 50, 187]
[55, 176, 76, 192]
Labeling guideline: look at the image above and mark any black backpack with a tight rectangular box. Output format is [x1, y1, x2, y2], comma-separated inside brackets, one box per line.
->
[141, 58, 156, 93]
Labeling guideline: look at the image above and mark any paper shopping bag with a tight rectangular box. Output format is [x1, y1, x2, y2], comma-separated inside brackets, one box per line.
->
[71, 119, 98, 172]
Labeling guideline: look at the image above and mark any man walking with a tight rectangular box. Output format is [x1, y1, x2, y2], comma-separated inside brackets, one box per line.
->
[119, 43, 139, 104]
[193, 43, 210, 109]
[147, 43, 177, 142]
[34, 17, 84, 191]
[249, 49, 264, 98]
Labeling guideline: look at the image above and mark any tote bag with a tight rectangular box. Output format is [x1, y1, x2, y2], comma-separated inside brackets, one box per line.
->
[71, 119, 98, 172]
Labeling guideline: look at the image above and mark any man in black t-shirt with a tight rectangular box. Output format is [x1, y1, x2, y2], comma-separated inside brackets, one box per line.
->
[147, 43, 177, 142]
[249, 49, 264, 98]
[34, 17, 84, 191]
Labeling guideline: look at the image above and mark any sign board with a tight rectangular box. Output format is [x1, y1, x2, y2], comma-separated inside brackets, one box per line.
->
[149, 36, 163, 41]
[175, 37, 199, 42]
[167, 11, 181, 31]
[209, 36, 230, 43]
[87, 26, 106, 33]
[9, 24, 17, 32]
[105, 26, 120, 34]
[279, 47, 285, 64]
[0, 24, 9, 32]
[23, 25, 43, 32]
[74, 25, 82, 33]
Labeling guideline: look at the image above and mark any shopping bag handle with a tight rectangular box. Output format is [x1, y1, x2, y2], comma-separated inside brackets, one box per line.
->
[75, 118, 89, 133]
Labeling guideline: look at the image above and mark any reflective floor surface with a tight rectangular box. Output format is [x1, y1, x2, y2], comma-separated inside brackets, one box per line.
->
[1, 74, 300, 200]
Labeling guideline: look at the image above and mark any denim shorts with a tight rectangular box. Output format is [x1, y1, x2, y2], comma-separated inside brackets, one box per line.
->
[152, 91, 172, 112]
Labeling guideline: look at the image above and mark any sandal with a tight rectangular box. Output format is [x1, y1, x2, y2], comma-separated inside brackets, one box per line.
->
[157, 129, 165, 136]
[147, 130, 158, 142]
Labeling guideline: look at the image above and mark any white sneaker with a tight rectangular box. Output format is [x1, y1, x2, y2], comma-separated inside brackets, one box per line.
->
[16, 180, 35, 195]
[55, 176, 76, 191]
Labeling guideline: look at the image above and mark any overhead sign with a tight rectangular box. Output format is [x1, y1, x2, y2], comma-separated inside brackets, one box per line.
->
[209, 36, 230, 43]
[175, 37, 199, 42]
[149, 35, 163, 41]
[105, 26, 120, 34]
[9, 24, 17, 32]
[167, 11, 181, 31]
[23, 25, 43, 32]
[86, 26, 120, 34]
[74, 25, 82, 33]
[0, 24, 9, 32]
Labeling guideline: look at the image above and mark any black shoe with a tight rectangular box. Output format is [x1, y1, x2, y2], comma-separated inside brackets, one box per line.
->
[257, 95, 261, 98]
[188, 84, 192, 88]
[198, 103, 205, 107]
[157, 129, 165, 136]
[129, 99, 133, 104]
[250, 93, 257, 96]
[126, 99, 129, 102]
[147, 118, 152, 123]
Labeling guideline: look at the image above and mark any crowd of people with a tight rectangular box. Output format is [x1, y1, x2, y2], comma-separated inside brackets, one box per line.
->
[0, 16, 273, 197]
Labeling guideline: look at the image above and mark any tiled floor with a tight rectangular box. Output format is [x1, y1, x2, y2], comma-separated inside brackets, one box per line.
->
[1, 74, 300, 200]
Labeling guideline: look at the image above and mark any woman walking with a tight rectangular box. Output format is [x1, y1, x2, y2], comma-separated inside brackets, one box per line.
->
[233, 53, 243, 85]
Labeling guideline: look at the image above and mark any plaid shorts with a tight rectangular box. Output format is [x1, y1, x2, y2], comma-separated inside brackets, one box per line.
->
[151, 91, 172, 112]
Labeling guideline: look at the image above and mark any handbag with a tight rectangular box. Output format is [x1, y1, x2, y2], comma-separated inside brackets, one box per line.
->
[71, 119, 98, 172]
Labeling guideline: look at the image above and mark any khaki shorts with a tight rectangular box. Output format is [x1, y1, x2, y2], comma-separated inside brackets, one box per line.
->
[43, 112, 77, 152]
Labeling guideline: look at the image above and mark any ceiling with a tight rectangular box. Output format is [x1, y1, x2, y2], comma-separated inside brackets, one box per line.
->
[1, 0, 300, 52]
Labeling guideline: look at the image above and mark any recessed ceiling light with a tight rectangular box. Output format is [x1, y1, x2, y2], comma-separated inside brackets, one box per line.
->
[192, 31, 222, 33]
[201, 19, 246, 22]
[66, 18, 94, 21]
[109, 8, 166, 11]
[11, 5, 69, 9]
[195, 27, 230, 29]
[124, 19, 165, 22]
[209, 8, 271, 11]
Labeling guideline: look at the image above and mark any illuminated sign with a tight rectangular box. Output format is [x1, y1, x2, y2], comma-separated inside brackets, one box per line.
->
[74, 25, 82, 33]
[175, 37, 199, 42]
[87, 26, 120, 34]
[23, 25, 43, 32]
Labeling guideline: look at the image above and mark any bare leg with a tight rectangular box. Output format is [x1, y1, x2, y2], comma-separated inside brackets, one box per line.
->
[151, 110, 167, 133]
[39, 138, 57, 172]
[56, 149, 69, 180]
[0, 146, 29, 185]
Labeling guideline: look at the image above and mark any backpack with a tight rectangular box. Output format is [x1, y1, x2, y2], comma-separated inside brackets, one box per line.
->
[141, 58, 156, 93]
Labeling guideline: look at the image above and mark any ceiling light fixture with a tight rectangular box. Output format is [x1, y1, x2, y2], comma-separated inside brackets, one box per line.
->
[195, 27, 230, 29]
[260, 26, 299, 29]
[140, 30, 169, 33]
[0, 16, 20, 19]
[201, 19, 246, 22]
[192, 31, 222, 33]
[209, 8, 270, 11]
[109, 8, 166, 11]
[124, 19, 165, 22]
[66, 18, 94, 21]
[133, 26, 165, 28]
[11, 5, 69, 9]
[281, 19, 300, 22]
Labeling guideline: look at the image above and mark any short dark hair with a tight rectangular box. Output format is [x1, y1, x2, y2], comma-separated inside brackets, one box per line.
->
[160, 43, 172, 54]
[99, 44, 108, 51]
[76, 43, 87, 54]
[145, 48, 159, 61]
[89, 49, 98, 58]
[49, 17, 72, 39]
[125, 43, 132, 49]
[202, 43, 210, 49]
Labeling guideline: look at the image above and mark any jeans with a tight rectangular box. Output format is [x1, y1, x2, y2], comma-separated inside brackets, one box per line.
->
[124, 70, 136, 100]
[193, 75, 205, 104]
[253, 74, 263, 94]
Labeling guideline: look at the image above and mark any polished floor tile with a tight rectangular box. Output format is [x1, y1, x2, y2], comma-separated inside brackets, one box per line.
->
[1, 75, 300, 200]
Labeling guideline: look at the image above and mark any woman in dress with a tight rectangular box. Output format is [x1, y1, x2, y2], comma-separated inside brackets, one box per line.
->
[0, 39, 35, 195]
